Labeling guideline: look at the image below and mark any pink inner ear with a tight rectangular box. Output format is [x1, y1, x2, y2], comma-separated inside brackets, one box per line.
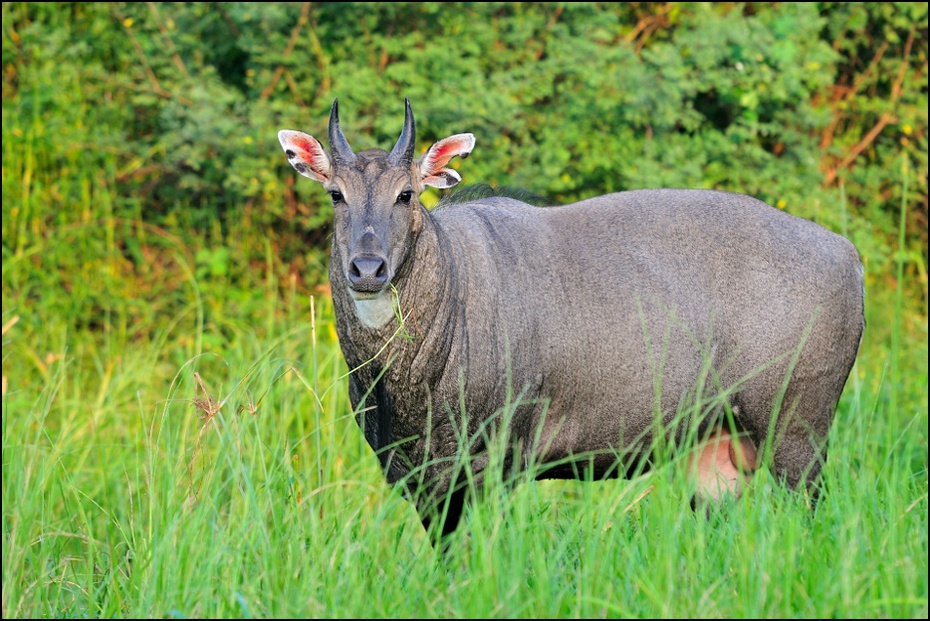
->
[291, 136, 328, 168]
[292, 136, 317, 155]
[421, 133, 475, 176]
[429, 142, 458, 164]
[280, 130, 332, 182]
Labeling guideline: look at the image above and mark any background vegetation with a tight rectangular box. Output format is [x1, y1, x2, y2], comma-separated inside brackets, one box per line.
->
[2, 2, 927, 618]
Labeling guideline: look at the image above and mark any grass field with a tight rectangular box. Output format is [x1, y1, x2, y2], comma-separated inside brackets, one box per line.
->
[2, 213, 928, 618]
[2, 88, 928, 618]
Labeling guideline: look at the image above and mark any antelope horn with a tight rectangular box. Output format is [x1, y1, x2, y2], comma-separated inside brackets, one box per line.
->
[388, 98, 416, 167]
[328, 98, 356, 165]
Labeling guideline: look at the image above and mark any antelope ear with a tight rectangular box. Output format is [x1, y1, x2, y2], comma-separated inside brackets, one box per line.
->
[418, 133, 475, 189]
[278, 130, 333, 183]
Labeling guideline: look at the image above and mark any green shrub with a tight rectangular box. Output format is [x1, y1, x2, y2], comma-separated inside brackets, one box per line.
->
[3, 3, 926, 308]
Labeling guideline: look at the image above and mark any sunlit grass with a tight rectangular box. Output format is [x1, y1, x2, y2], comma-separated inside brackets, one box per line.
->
[3, 231, 927, 618]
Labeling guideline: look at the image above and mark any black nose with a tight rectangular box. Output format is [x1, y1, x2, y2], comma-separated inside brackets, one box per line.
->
[348, 256, 389, 292]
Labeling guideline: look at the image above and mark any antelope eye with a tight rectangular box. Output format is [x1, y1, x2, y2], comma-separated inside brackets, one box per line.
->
[398, 190, 413, 204]
[329, 190, 344, 204]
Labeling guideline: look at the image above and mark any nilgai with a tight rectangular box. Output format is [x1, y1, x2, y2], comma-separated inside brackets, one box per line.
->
[278, 99, 864, 541]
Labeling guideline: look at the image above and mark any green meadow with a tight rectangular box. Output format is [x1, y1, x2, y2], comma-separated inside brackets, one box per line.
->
[2, 3, 927, 618]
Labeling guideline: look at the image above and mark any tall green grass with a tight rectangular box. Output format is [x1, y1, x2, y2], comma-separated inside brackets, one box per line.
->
[2, 277, 927, 618]
[2, 84, 927, 619]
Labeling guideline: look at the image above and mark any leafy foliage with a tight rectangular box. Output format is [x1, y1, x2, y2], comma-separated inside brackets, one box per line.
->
[2, 2, 927, 307]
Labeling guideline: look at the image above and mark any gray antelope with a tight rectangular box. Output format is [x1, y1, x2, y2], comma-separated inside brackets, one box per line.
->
[278, 99, 864, 542]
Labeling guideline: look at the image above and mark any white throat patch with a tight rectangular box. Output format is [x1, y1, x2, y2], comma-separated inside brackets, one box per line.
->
[352, 291, 395, 329]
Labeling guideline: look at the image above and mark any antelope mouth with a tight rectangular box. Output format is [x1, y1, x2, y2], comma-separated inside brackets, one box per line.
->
[348, 287, 386, 300]
[346, 279, 394, 302]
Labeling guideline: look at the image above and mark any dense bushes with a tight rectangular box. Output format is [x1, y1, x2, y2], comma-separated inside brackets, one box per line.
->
[2, 2, 927, 306]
